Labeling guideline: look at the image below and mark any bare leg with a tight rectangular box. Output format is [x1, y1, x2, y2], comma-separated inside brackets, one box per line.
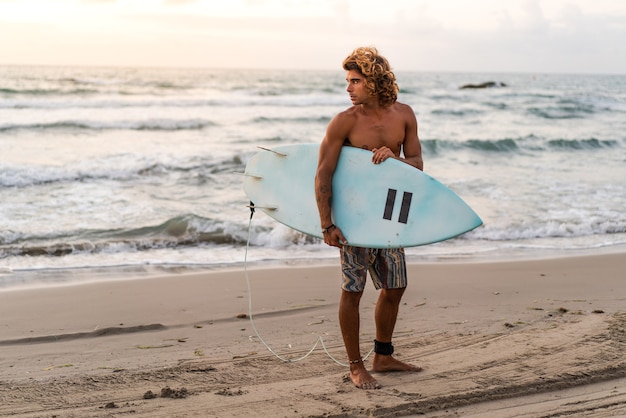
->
[371, 288, 422, 373]
[339, 290, 380, 389]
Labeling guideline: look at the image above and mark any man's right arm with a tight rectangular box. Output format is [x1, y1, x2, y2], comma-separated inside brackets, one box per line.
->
[315, 114, 349, 247]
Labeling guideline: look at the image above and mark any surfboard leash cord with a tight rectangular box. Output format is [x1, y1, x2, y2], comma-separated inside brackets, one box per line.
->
[245, 202, 373, 367]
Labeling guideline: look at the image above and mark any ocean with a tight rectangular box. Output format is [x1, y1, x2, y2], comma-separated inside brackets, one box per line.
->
[1, 66, 625, 288]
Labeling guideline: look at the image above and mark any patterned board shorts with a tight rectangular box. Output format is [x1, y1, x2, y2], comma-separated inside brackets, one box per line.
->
[340, 245, 407, 292]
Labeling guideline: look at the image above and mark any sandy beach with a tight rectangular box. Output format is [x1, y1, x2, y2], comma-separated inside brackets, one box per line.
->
[1, 252, 625, 417]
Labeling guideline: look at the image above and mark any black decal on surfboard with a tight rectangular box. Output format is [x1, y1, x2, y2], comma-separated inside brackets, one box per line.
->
[398, 192, 413, 224]
[383, 189, 413, 223]
[383, 189, 397, 220]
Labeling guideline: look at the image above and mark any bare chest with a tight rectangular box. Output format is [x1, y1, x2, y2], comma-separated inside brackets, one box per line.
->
[347, 118, 405, 154]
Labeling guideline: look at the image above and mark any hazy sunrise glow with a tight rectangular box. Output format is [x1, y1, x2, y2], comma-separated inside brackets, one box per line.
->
[0, 0, 624, 73]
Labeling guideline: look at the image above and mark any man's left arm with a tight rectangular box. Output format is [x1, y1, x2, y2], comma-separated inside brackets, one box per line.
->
[400, 105, 423, 171]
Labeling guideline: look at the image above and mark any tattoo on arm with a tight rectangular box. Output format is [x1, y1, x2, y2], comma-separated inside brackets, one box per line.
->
[317, 184, 330, 199]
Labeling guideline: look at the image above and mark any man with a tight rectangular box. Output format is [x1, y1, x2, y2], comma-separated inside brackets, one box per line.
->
[315, 47, 424, 390]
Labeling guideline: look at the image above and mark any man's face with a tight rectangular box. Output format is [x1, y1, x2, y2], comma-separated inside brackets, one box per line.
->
[345, 70, 371, 106]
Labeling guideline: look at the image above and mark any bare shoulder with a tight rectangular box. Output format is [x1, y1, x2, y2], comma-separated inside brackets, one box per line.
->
[327, 106, 358, 133]
[393, 102, 416, 118]
[334, 105, 360, 121]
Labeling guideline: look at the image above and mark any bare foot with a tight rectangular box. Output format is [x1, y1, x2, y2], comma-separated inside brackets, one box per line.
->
[349, 363, 381, 390]
[371, 354, 422, 373]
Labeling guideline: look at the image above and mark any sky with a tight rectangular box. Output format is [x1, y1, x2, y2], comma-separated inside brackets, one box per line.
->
[0, 0, 624, 74]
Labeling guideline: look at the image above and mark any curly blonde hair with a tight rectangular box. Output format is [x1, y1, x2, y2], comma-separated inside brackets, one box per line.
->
[342, 47, 399, 108]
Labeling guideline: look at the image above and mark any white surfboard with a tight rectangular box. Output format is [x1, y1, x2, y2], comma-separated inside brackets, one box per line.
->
[243, 143, 482, 248]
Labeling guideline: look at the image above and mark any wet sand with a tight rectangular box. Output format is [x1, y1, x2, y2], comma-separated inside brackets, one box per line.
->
[1, 252, 625, 417]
